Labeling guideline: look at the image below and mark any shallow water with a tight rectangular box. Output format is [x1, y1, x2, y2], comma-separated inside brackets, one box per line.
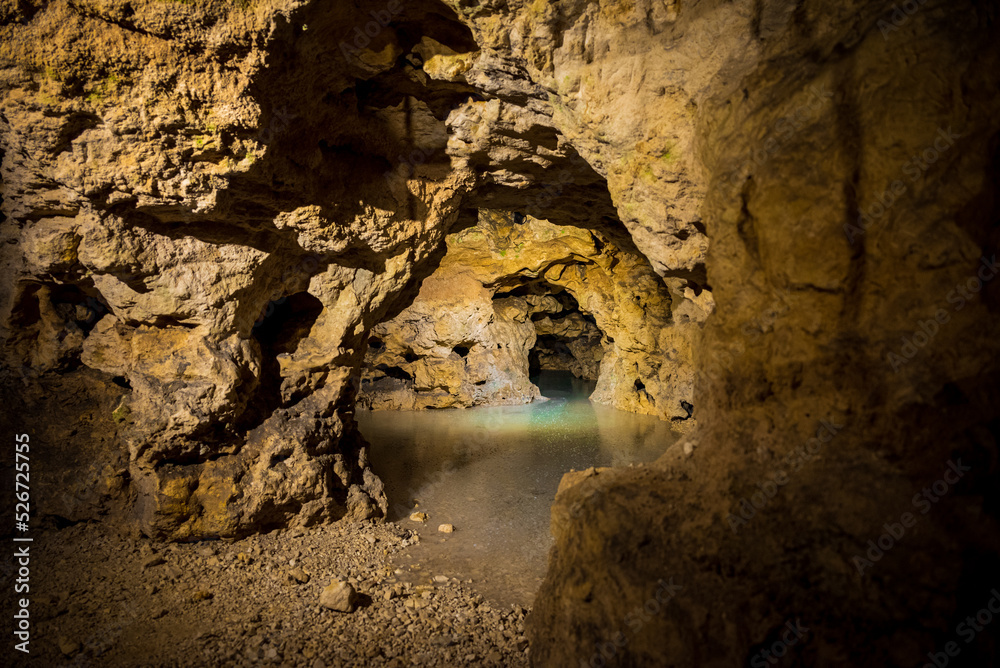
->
[356, 370, 681, 608]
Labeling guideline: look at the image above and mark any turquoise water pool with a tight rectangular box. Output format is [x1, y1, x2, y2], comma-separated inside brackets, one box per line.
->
[357, 370, 681, 607]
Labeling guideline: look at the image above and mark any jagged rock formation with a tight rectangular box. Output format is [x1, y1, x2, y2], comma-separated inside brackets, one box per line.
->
[2, 0, 999, 665]
[0, 0, 703, 540]
[359, 210, 694, 418]
[0, 0, 493, 539]
[494, 1, 1000, 667]
[358, 263, 542, 411]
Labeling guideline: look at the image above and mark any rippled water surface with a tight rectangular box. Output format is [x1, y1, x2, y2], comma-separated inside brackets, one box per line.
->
[357, 371, 681, 608]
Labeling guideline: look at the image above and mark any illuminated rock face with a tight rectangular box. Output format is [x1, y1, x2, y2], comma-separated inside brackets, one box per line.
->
[0, 0, 703, 539]
[359, 211, 693, 419]
[358, 264, 542, 411]
[1, 0, 1000, 665]
[463, 1, 1000, 666]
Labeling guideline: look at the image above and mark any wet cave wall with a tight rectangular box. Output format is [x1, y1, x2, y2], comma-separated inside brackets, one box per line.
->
[0, 0, 999, 666]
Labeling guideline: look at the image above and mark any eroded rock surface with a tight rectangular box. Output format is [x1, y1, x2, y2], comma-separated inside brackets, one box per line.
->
[506, 1, 1000, 666]
[1, 0, 704, 540]
[359, 210, 695, 419]
[359, 265, 540, 410]
[1, 0, 495, 539]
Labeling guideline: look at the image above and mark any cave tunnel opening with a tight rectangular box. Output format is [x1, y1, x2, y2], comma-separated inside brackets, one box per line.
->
[357, 267, 681, 609]
[507, 281, 604, 398]
[348, 202, 684, 610]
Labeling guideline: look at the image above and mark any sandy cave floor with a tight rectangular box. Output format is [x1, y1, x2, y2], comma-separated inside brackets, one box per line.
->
[4, 520, 531, 667]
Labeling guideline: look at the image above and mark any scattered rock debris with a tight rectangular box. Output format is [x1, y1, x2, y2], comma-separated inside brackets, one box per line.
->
[9, 521, 531, 667]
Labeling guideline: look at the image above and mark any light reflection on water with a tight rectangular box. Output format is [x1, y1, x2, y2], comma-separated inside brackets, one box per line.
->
[356, 371, 681, 607]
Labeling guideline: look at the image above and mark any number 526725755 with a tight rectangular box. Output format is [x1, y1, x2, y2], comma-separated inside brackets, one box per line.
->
[15, 433, 30, 524]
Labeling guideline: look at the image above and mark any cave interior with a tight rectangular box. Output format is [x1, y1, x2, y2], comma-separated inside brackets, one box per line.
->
[1, 0, 999, 666]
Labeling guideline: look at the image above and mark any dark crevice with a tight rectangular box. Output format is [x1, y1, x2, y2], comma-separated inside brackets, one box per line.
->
[737, 180, 761, 265]
[238, 292, 324, 434]
[751, 0, 764, 40]
[375, 364, 413, 381]
[149, 316, 198, 329]
[833, 57, 866, 326]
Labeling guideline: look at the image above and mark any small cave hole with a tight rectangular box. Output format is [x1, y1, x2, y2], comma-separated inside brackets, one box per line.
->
[368, 336, 384, 351]
[454, 345, 470, 358]
[10, 284, 42, 328]
[111, 376, 132, 390]
[938, 382, 968, 406]
[376, 364, 413, 381]
[404, 351, 420, 363]
[240, 292, 325, 433]
[634, 379, 646, 392]
[252, 292, 324, 353]
[672, 401, 695, 422]
[17, 283, 113, 336]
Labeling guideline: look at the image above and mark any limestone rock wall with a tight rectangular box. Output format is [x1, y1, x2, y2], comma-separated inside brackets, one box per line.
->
[1, 0, 701, 539]
[358, 211, 694, 419]
[476, 0, 1000, 666]
[357, 268, 541, 411]
[2, 0, 999, 664]
[1, 0, 485, 539]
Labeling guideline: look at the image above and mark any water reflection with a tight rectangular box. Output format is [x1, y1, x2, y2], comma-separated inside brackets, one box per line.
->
[356, 370, 681, 607]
